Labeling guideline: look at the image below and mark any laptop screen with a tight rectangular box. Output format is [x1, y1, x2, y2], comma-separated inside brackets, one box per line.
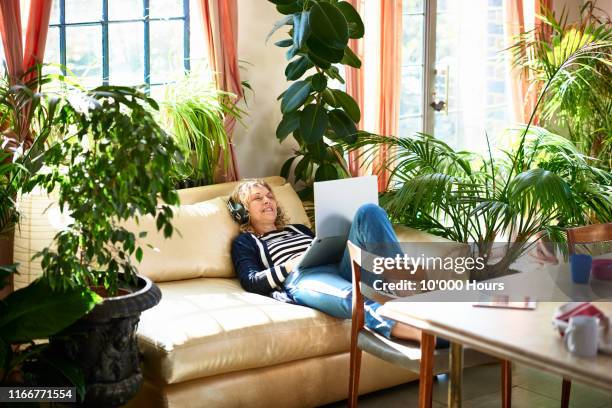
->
[313, 176, 379, 238]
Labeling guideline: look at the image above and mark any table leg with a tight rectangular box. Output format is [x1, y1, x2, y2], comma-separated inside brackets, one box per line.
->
[419, 332, 435, 408]
[561, 378, 571, 408]
[448, 342, 463, 408]
[502, 360, 512, 408]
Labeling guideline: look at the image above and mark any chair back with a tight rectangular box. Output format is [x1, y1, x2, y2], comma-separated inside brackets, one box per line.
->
[567, 223, 612, 254]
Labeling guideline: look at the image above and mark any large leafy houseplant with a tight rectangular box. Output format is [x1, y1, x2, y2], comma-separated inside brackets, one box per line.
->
[29, 85, 180, 294]
[0, 72, 100, 399]
[160, 71, 244, 187]
[268, 0, 365, 197]
[510, 2, 611, 168]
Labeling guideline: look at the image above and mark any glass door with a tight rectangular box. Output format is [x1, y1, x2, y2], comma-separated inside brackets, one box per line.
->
[400, 0, 514, 153]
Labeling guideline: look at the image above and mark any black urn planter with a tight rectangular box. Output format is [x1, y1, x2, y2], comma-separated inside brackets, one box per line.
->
[49, 275, 161, 407]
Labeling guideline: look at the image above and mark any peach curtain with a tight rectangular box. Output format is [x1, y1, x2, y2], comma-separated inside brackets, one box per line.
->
[505, 0, 552, 124]
[199, 0, 243, 182]
[0, 0, 52, 145]
[372, 0, 402, 192]
[345, 0, 365, 177]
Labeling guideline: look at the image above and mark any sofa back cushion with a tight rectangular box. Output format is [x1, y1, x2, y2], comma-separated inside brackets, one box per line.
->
[124, 181, 310, 282]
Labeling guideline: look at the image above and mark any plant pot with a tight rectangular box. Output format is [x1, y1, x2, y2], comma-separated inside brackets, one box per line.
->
[47, 274, 161, 407]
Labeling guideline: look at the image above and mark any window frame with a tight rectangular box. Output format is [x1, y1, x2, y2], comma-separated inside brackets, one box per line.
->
[50, 0, 191, 89]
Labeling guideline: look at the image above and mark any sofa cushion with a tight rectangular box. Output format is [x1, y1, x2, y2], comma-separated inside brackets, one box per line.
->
[177, 176, 286, 205]
[126, 182, 310, 282]
[136, 278, 351, 384]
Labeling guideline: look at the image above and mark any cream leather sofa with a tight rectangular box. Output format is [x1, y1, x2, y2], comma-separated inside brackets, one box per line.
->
[126, 177, 468, 407]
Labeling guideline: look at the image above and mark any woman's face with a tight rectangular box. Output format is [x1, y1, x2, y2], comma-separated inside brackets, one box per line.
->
[246, 185, 277, 226]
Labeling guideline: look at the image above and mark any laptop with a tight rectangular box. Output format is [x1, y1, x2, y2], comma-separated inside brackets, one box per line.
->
[297, 176, 378, 269]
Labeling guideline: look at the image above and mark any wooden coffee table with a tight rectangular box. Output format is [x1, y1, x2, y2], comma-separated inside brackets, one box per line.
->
[378, 268, 612, 408]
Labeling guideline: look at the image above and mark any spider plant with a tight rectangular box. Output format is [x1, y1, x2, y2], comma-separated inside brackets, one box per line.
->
[510, 1, 612, 169]
[160, 72, 244, 187]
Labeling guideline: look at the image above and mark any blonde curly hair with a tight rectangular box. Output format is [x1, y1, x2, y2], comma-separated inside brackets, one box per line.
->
[229, 179, 289, 233]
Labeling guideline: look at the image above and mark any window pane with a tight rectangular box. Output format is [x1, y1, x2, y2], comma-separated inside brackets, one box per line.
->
[65, 0, 102, 23]
[109, 0, 142, 20]
[432, 0, 512, 151]
[66, 26, 102, 86]
[404, 0, 424, 14]
[400, 66, 422, 117]
[399, 116, 422, 138]
[150, 0, 183, 18]
[50, 0, 60, 24]
[109, 23, 144, 85]
[43, 27, 61, 76]
[402, 15, 423, 66]
[150, 20, 184, 84]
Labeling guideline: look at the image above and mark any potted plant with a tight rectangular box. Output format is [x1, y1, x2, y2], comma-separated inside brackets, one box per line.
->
[1, 78, 100, 397]
[268, 0, 365, 198]
[27, 84, 181, 406]
[510, 1, 611, 169]
[159, 71, 244, 188]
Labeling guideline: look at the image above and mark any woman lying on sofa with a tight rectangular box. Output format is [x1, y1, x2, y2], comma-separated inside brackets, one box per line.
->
[229, 178, 447, 345]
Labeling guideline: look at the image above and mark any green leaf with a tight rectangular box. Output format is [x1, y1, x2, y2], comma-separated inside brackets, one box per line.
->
[277, 2, 302, 14]
[294, 155, 311, 181]
[311, 73, 328, 91]
[307, 37, 345, 65]
[315, 163, 339, 181]
[41, 353, 86, 401]
[285, 56, 314, 80]
[309, 2, 349, 50]
[0, 279, 101, 343]
[135, 247, 143, 262]
[269, 0, 296, 5]
[325, 66, 345, 84]
[281, 80, 312, 114]
[0, 264, 18, 290]
[280, 156, 297, 178]
[332, 89, 361, 122]
[341, 46, 361, 68]
[322, 88, 338, 106]
[306, 51, 331, 69]
[276, 111, 301, 141]
[275, 39, 294, 47]
[336, 1, 365, 39]
[328, 109, 358, 143]
[293, 11, 310, 49]
[266, 15, 293, 43]
[300, 104, 329, 144]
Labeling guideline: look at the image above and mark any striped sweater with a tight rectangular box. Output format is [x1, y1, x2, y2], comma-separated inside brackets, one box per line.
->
[231, 224, 315, 299]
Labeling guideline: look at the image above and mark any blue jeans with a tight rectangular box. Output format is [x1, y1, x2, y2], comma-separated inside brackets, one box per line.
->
[284, 204, 401, 339]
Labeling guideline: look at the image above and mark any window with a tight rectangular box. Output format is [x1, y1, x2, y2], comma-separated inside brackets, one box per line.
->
[400, 0, 515, 152]
[45, 0, 204, 93]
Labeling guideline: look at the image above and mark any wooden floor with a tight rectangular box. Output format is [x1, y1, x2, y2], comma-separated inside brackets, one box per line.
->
[324, 363, 612, 408]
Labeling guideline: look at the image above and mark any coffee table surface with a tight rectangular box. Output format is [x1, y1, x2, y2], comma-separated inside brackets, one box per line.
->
[378, 268, 612, 392]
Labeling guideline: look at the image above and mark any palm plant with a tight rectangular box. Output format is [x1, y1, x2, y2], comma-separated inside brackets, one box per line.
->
[348, 128, 611, 279]
[510, 2, 612, 169]
[160, 72, 243, 187]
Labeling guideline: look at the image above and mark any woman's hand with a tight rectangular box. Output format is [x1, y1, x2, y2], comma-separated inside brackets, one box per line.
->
[284, 255, 304, 273]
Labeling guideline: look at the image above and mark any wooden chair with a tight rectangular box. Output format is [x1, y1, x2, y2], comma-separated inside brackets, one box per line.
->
[346, 240, 504, 408]
[561, 222, 612, 408]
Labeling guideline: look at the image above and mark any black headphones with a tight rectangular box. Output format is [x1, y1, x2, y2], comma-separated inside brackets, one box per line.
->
[227, 197, 250, 225]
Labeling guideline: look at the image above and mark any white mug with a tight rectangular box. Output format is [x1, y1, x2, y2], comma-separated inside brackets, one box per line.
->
[565, 316, 600, 357]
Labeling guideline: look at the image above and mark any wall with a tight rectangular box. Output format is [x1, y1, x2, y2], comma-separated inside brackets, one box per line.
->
[234, 0, 297, 179]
